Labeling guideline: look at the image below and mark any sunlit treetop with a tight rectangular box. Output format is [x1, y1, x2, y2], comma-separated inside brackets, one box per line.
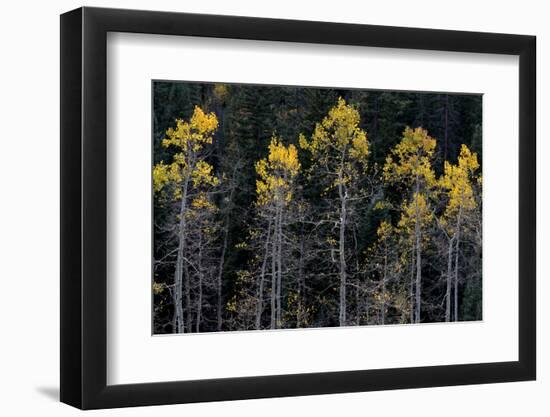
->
[300, 97, 369, 161]
[266, 136, 301, 176]
[439, 144, 480, 218]
[255, 136, 301, 206]
[383, 126, 436, 187]
[152, 106, 219, 200]
[299, 97, 369, 188]
[162, 106, 218, 152]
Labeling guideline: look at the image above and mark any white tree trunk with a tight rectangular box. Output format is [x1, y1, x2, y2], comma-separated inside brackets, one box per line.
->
[297, 231, 305, 328]
[414, 180, 422, 324]
[415, 226, 422, 324]
[454, 209, 462, 321]
[270, 208, 279, 329]
[216, 169, 237, 331]
[216, 225, 228, 331]
[256, 220, 272, 329]
[196, 231, 203, 333]
[409, 243, 415, 324]
[381, 249, 387, 325]
[173, 177, 189, 333]
[276, 206, 283, 327]
[445, 236, 454, 322]
[338, 182, 348, 327]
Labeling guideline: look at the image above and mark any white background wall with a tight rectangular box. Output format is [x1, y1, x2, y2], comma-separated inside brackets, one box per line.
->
[0, 0, 546, 415]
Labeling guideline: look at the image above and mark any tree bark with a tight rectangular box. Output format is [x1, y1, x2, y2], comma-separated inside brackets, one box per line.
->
[256, 220, 272, 329]
[338, 181, 348, 327]
[445, 235, 454, 322]
[352, 228, 361, 326]
[409, 242, 415, 324]
[415, 224, 422, 324]
[381, 249, 387, 325]
[216, 225, 228, 331]
[270, 208, 279, 329]
[173, 176, 190, 333]
[196, 231, 203, 333]
[217, 169, 237, 331]
[454, 208, 462, 321]
[414, 179, 422, 324]
[276, 205, 283, 326]
[184, 259, 192, 331]
[297, 230, 305, 328]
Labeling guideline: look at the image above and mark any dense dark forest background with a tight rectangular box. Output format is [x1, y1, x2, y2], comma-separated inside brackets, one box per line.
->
[152, 81, 482, 334]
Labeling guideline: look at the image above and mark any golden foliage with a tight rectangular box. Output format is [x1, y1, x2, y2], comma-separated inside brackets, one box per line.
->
[299, 97, 369, 194]
[152, 106, 219, 202]
[439, 144, 480, 222]
[376, 220, 393, 241]
[255, 136, 300, 206]
[153, 162, 171, 193]
[162, 106, 218, 151]
[300, 97, 369, 173]
[397, 193, 433, 234]
[192, 160, 219, 187]
[191, 193, 217, 211]
[152, 281, 165, 295]
[383, 126, 436, 187]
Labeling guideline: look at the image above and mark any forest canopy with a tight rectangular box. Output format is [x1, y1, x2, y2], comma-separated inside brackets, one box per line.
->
[152, 81, 482, 334]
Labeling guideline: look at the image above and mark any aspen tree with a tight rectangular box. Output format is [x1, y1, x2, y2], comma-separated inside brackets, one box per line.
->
[439, 144, 479, 321]
[255, 137, 300, 328]
[300, 97, 369, 326]
[373, 221, 394, 325]
[231, 137, 301, 330]
[384, 127, 436, 323]
[153, 106, 219, 333]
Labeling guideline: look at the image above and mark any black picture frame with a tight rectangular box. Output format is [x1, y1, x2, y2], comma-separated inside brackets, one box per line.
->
[60, 6, 536, 410]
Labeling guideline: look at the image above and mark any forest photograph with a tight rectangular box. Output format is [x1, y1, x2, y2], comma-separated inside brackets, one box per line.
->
[152, 81, 482, 335]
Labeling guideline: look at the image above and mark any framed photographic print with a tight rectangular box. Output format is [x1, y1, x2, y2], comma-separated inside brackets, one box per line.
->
[60, 6, 536, 410]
